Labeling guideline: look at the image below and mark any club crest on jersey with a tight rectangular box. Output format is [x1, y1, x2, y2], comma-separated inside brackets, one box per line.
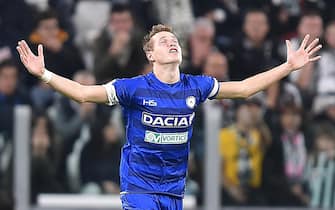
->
[186, 96, 196, 109]
[142, 112, 195, 128]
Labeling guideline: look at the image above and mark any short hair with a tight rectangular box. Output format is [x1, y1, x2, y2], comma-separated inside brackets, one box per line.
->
[110, 3, 132, 15]
[191, 17, 215, 34]
[34, 9, 58, 29]
[243, 8, 268, 23]
[326, 20, 335, 28]
[142, 24, 174, 52]
[0, 59, 17, 73]
[299, 10, 322, 23]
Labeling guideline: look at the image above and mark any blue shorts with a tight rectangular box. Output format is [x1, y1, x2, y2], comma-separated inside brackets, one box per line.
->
[121, 193, 183, 210]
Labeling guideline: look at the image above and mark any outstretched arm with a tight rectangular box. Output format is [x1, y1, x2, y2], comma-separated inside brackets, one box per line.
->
[16, 40, 108, 104]
[216, 34, 322, 99]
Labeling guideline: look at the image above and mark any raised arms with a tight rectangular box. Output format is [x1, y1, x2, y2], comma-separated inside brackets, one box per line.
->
[216, 34, 322, 99]
[16, 40, 108, 104]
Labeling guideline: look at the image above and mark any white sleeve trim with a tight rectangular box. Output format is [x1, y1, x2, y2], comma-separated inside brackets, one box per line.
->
[208, 78, 219, 99]
[102, 80, 119, 106]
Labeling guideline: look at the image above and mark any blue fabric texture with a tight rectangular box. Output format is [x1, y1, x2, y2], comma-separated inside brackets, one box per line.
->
[105, 72, 219, 197]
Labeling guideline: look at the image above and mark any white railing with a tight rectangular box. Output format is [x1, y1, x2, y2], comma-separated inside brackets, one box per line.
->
[37, 194, 196, 209]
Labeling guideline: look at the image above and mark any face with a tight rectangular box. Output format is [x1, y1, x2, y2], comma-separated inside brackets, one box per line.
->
[325, 23, 335, 49]
[326, 105, 335, 120]
[32, 116, 50, 154]
[191, 25, 214, 48]
[0, 66, 18, 95]
[298, 15, 323, 40]
[316, 135, 335, 155]
[73, 73, 96, 85]
[103, 124, 119, 144]
[248, 103, 262, 122]
[203, 52, 228, 80]
[236, 104, 253, 128]
[109, 11, 134, 33]
[280, 110, 301, 131]
[37, 18, 60, 43]
[33, 117, 48, 136]
[190, 24, 214, 64]
[243, 12, 269, 43]
[148, 31, 182, 65]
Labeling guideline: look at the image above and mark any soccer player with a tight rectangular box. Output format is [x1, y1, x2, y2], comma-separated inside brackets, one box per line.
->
[16, 24, 321, 210]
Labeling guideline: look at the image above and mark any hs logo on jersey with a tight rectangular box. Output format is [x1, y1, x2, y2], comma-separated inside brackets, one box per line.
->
[143, 99, 157, 106]
[142, 112, 195, 128]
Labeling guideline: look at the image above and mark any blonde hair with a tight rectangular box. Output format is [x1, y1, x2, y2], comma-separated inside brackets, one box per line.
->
[142, 24, 174, 52]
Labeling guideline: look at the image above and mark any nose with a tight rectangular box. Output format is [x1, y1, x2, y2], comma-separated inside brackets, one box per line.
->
[169, 42, 177, 48]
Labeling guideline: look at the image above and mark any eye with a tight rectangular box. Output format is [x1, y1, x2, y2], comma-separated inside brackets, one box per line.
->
[160, 39, 167, 44]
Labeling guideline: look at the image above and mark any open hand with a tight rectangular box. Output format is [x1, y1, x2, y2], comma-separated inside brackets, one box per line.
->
[16, 40, 45, 77]
[286, 34, 322, 71]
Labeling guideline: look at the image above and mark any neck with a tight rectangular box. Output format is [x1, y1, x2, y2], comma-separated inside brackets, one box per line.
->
[246, 37, 264, 48]
[235, 122, 250, 133]
[152, 63, 180, 84]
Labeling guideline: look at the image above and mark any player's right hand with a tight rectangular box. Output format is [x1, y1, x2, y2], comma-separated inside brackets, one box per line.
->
[16, 40, 45, 77]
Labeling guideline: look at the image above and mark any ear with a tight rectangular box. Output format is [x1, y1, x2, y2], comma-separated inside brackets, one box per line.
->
[146, 51, 155, 62]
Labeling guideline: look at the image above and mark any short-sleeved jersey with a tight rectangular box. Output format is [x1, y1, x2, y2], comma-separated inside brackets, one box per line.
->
[103, 72, 219, 197]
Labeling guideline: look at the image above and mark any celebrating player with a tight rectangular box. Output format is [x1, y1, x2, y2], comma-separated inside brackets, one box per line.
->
[16, 24, 321, 210]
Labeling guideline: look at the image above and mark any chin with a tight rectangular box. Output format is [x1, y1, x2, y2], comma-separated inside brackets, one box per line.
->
[161, 58, 182, 65]
[169, 60, 182, 65]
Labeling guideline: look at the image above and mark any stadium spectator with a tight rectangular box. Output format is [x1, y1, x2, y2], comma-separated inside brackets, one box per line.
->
[315, 21, 335, 95]
[0, 0, 35, 53]
[268, 0, 301, 38]
[246, 94, 272, 152]
[183, 18, 216, 75]
[0, 59, 28, 210]
[203, 51, 234, 128]
[0, 59, 30, 142]
[0, 61, 51, 207]
[80, 119, 122, 194]
[306, 124, 335, 209]
[93, 3, 147, 83]
[265, 80, 303, 129]
[192, 0, 242, 38]
[229, 9, 280, 80]
[25, 9, 84, 88]
[51, 71, 96, 143]
[30, 113, 63, 202]
[48, 0, 77, 37]
[228, 9, 280, 109]
[189, 51, 231, 199]
[30, 80, 55, 112]
[50, 71, 98, 192]
[203, 51, 229, 81]
[264, 103, 309, 206]
[313, 94, 335, 128]
[219, 101, 265, 206]
[281, 11, 323, 109]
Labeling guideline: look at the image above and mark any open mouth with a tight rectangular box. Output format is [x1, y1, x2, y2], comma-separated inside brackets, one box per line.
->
[169, 47, 178, 53]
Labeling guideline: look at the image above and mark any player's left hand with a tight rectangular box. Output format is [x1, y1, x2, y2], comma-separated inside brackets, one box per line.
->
[286, 34, 322, 71]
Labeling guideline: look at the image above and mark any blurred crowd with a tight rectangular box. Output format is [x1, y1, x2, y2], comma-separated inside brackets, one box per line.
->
[1, 0, 335, 209]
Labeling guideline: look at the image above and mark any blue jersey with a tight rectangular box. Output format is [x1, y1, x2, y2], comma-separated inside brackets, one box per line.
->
[103, 72, 219, 197]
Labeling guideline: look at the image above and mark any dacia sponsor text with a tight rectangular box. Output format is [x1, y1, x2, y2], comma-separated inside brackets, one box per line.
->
[141, 112, 195, 128]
